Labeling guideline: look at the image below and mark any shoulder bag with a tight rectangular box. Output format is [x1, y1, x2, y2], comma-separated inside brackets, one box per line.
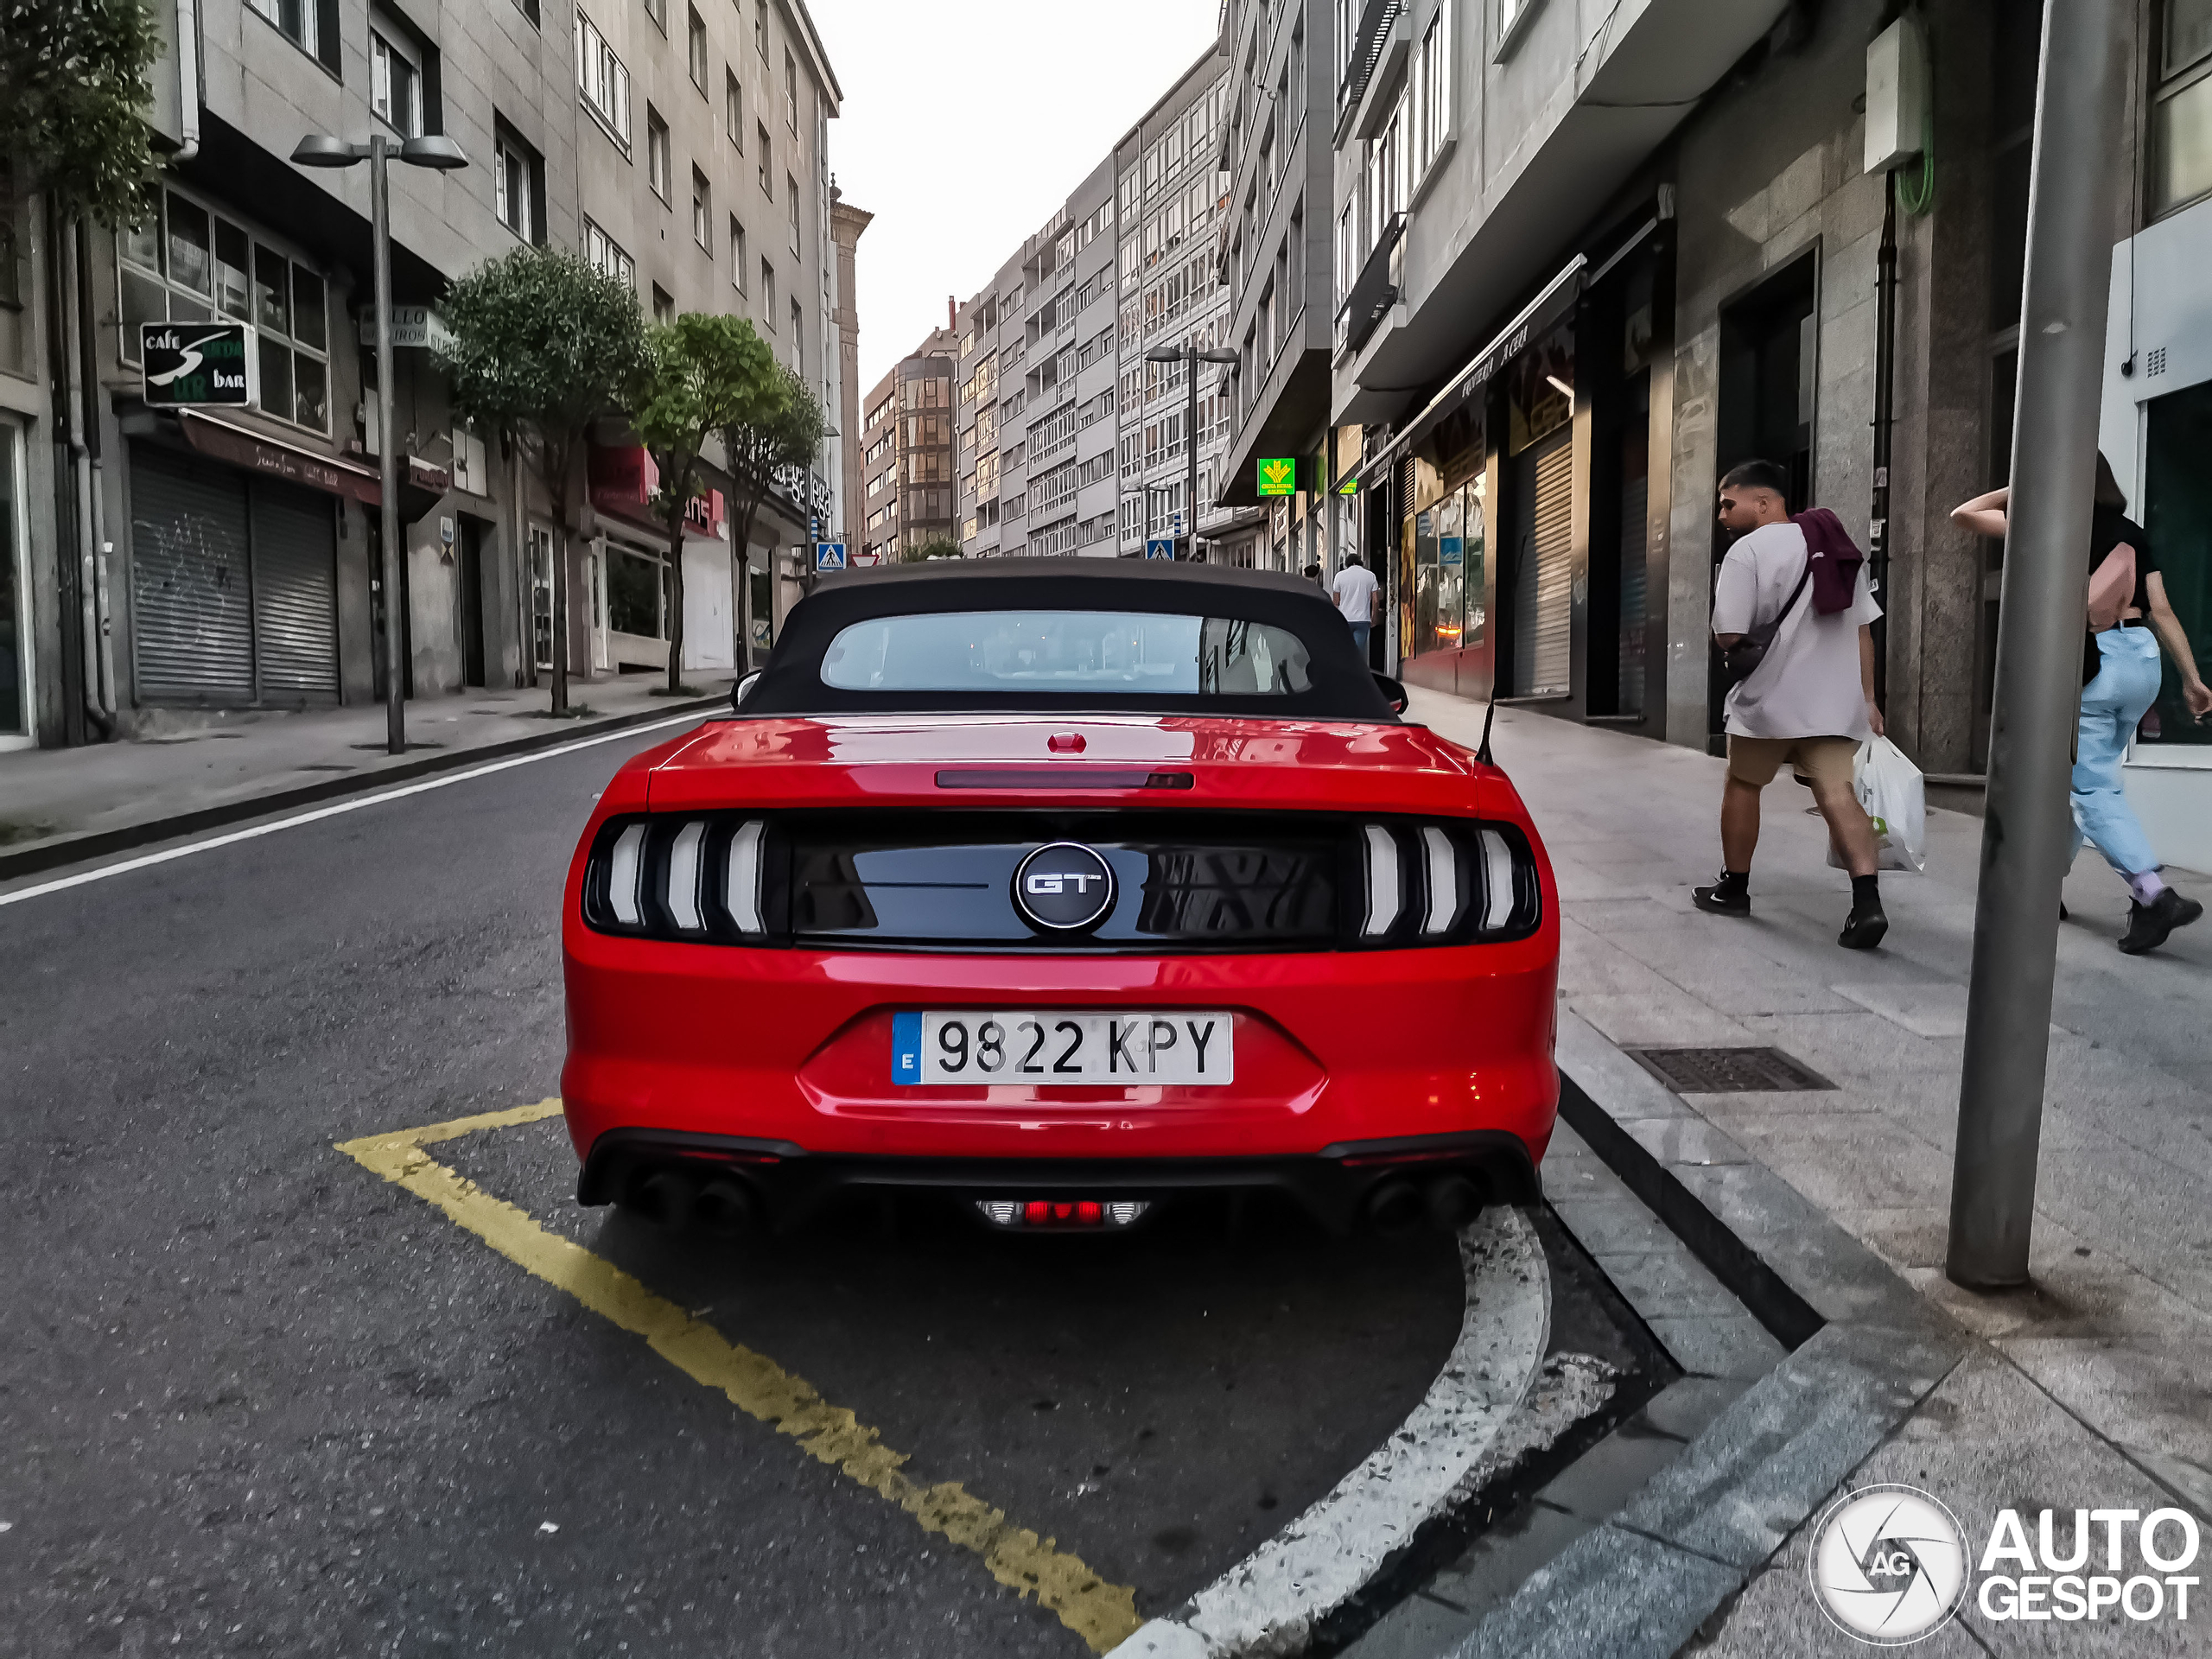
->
[1721, 556, 1813, 689]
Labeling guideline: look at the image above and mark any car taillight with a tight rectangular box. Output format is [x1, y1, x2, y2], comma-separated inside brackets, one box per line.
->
[584, 816, 776, 942]
[1354, 820, 1540, 945]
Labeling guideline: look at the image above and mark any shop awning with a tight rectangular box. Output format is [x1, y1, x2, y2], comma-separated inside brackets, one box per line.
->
[1354, 254, 1586, 491]
[180, 410, 384, 508]
[178, 410, 449, 522]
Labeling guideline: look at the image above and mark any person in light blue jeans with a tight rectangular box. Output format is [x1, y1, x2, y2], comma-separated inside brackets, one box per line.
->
[1955, 455, 2212, 954]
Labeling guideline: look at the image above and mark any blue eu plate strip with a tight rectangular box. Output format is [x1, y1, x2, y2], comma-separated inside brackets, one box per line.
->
[892, 1012, 922, 1084]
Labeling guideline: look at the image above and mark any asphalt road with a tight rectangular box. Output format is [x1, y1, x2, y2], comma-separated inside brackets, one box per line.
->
[0, 721, 1571, 1659]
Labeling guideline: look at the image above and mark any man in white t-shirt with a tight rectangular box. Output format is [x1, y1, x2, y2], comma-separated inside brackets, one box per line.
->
[1332, 556, 1381, 663]
[1694, 460, 1889, 949]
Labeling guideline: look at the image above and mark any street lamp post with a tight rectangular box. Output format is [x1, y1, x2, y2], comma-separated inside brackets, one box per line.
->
[1145, 343, 1237, 558]
[291, 132, 467, 756]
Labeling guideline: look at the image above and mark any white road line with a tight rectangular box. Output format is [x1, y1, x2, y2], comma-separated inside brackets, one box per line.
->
[1117, 1209, 1553, 1659]
[0, 712, 707, 911]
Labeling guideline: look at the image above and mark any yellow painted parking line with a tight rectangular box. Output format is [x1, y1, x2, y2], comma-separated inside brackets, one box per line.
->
[337, 1106, 1142, 1654]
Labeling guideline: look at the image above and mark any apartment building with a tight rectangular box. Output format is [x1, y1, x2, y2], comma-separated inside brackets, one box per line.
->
[1, 0, 841, 747]
[860, 325, 957, 563]
[944, 50, 1230, 563]
[830, 185, 871, 547]
[1211, 0, 1335, 577]
[569, 0, 842, 675]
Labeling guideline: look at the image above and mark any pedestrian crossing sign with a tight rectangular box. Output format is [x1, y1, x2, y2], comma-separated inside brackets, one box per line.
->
[814, 541, 847, 572]
[1146, 537, 1176, 560]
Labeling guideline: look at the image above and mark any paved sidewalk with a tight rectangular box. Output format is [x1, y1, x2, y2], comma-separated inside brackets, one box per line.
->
[0, 674, 734, 871]
[1409, 688, 2211, 1651]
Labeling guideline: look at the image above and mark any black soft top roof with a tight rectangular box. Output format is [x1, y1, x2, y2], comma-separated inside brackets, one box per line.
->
[734, 557, 1395, 721]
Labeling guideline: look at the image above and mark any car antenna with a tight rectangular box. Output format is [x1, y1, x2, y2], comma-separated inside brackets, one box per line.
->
[1477, 698, 1497, 766]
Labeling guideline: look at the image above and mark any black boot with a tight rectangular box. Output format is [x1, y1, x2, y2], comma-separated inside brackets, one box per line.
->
[2119, 888, 2204, 956]
[1693, 870, 1751, 917]
[1840, 873, 1887, 950]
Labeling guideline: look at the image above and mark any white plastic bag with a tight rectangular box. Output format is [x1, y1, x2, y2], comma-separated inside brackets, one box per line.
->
[1827, 735, 1926, 873]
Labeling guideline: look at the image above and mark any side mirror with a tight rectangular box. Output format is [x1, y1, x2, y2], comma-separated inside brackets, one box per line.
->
[1373, 672, 1409, 715]
[731, 671, 762, 709]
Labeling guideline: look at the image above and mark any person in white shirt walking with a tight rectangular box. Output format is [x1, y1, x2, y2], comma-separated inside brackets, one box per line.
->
[1694, 459, 1890, 949]
[1332, 555, 1381, 663]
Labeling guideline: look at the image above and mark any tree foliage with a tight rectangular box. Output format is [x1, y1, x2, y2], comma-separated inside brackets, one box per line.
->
[437, 247, 646, 711]
[1, 0, 164, 226]
[903, 535, 962, 563]
[626, 313, 783, 692]
[721, 363, 824, 658]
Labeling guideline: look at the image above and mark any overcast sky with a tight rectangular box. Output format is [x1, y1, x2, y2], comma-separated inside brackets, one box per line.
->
[813, 0, 1223, 394]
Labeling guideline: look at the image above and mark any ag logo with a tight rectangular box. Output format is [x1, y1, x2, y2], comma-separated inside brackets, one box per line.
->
[1810, 1484, 1970, 1644]
[1013, 842, 1116, 932]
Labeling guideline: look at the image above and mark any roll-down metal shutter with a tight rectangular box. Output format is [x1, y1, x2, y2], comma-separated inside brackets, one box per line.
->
[130, 446, 255, 702]
[249, 476, 340, 703]
[1513, 432, 1573, 697]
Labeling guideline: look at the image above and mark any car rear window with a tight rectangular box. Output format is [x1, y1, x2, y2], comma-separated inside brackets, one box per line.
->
[819, 610, 1313, 696]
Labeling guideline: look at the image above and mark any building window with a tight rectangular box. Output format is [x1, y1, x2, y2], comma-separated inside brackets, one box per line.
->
[785, 48, 798, 130]
[688, 7, 709, 92]
[370, 27, 423, 137]
[646, 109, 671, 201]
[494, 124, 543, 243]
[691, 167, 712, 251]
[2155, 0, 2212, 216]
[575, 12, 632, 149]
[513, 0, 539, 27]
[754, 1, 766, 60]
[729, 217, 747, 289]
[643, 0, 665, 30]
[758, 125, 772, 197]
[583, 216, 634, 287]
[786, 174, 799, 254]
[114, 188, 329, 432]
[762, 260, 777, 321]
[245, 0, 340, 74]
[652, 284, 676, 323]
[726, 70, 743, 146]
[1414, 6, 1450, 179]
[790, 298, 803, 372]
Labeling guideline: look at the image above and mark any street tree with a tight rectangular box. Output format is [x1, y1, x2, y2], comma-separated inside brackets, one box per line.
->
[626, 315, 783, 695]
[721, 364, 823, 662]
[438, 247, 646, 715]
[903, 535, 962, 563]
[1, 0, 162, 226]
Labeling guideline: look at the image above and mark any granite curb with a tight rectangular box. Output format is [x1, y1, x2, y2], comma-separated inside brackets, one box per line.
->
[1431, 1014, 1975, 1658]
[0, 694, 726, 884]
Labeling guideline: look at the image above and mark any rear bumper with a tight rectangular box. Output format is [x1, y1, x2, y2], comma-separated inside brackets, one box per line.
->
[561, 931, 1560, 1182]
[577, 1126, 1541, 1233]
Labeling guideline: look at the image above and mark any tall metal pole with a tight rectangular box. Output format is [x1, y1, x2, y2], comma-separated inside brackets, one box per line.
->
[1185, 347, 1198, 559]
[1948, 0, 2127, 1289]
[1868, 169, 1898, 709]
[372, 135, 407, 756]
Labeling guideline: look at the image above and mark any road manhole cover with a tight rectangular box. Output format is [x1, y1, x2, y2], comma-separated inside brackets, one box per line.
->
[1624, 1046, 1833, 1093]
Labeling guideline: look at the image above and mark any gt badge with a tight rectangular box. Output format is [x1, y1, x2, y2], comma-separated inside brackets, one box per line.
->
[1013, 842, 1116, 932]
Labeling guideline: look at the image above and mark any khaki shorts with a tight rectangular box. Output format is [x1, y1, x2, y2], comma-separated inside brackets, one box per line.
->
[1726, 734, 1859, 790]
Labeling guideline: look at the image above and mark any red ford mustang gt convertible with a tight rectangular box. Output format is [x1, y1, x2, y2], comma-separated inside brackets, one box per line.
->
[562, 559, 1559, 1236]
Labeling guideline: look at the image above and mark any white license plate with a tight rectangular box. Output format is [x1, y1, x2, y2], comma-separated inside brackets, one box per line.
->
[893, 1011, 1235, 1086]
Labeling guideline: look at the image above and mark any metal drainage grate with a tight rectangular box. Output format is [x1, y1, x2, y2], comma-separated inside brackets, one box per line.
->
[1624, 1046, 1834, 1094]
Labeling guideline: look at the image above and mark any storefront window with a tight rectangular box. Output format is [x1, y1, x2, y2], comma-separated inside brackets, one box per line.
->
[1508, 328, 1574, 455]
[607, 545, 665, 639]
[2142, 380, 2212, 746]
[1, 416, 27, 744]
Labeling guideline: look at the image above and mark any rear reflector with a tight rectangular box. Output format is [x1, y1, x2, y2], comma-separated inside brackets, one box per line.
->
[976, 1198, 1149, 1230]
